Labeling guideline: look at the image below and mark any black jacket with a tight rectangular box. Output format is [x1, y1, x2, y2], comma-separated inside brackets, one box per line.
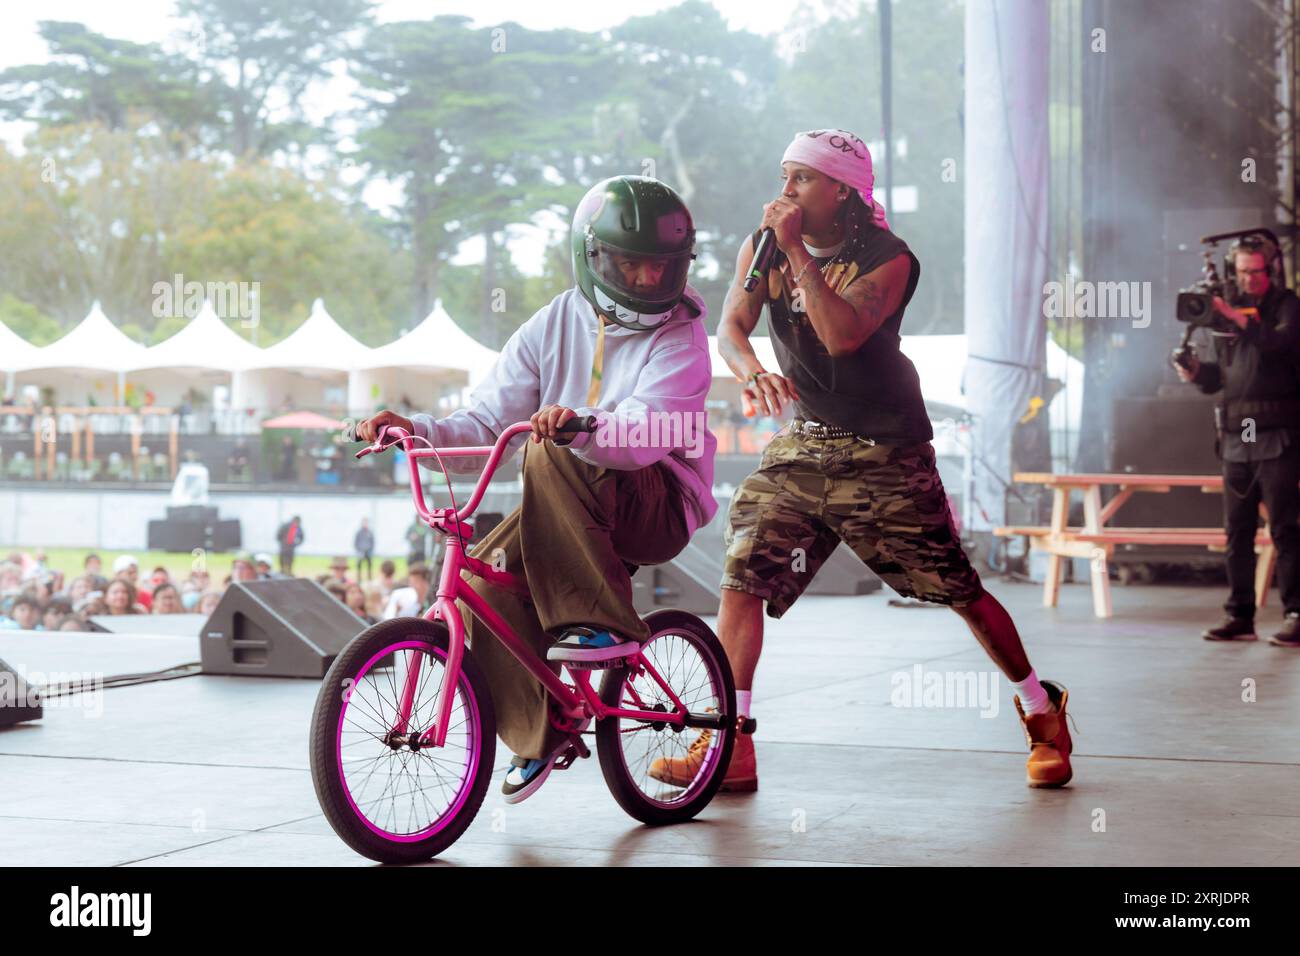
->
[1193, 285, 1300, 431]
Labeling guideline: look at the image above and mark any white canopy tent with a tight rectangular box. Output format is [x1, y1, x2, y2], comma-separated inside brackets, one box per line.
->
[129, 300, 262, 373]
[2, 307, 1085, 463]
[126, 300, 265, 410]
[0, 316, 42, 398]
[350, 301, 500, 417]
[233, 299, 373, 414]
[8, 301, 148, 406]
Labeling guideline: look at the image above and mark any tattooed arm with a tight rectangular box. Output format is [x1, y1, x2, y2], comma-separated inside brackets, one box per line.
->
[716, 240, 768, 382]
[784, 248, 912, 357]
[717, 240, 801, 415]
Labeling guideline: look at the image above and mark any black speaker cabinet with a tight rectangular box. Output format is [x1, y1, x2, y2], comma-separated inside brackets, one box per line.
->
[200, 579, 368, 678]
[0, 656, 42, 725]
[211, 519, 241, 550]
[166, 504, 218, 523]
[1109, 395, 1224, 529]
[148, 517, 242, 552]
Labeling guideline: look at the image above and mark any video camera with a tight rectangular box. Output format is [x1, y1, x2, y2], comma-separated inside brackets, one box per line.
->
[1172, 227, 1286, 370]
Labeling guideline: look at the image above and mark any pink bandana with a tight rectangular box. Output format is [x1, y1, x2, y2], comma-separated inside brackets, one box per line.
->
[781, 129, 890, 231]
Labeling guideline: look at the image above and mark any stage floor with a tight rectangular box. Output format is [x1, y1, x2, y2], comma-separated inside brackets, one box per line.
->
[3, 580, 1299, 867]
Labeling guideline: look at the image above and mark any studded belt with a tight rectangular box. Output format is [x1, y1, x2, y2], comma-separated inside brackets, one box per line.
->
[792, 419, 876, 445]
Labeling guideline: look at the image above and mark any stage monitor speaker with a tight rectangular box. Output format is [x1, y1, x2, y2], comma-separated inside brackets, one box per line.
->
[0, 655, 43, 725]
[200, 579, 367, 678]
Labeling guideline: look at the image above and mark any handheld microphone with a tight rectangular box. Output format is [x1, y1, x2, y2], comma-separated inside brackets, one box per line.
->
[743, 228, 776, 292]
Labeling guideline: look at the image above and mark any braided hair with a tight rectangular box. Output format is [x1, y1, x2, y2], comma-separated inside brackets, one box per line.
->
[831, 189, 877, 266]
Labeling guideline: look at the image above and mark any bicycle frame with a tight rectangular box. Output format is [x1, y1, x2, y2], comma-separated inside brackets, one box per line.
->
[359, 423, 715, 750]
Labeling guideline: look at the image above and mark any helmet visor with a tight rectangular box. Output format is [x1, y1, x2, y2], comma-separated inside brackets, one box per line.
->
[587, 238, 692, 307]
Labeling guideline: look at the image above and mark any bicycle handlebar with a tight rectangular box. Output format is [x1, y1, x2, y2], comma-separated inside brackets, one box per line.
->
[345, 414, 601, 528]
[551, 415, 599, 446]
[347, 415, 598, 460]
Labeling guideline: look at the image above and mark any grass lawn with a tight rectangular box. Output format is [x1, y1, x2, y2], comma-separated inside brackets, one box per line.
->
[7, 546, 412, 583]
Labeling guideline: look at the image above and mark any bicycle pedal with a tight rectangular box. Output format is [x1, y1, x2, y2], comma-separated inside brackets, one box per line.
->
[553, 740, 589, 770]
[739, 716, 758, 735]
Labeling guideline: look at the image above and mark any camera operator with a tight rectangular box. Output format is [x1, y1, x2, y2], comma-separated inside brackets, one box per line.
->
[1174, 236, 1300, 645]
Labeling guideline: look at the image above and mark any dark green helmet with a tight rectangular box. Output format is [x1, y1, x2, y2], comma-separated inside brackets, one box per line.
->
[571, 176, 696, 331]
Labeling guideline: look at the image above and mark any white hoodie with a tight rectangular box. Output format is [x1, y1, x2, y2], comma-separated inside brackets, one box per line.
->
[410, 285, 718, 537]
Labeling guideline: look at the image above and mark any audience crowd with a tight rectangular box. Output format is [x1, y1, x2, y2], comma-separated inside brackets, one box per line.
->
[0, 548, 432, 632]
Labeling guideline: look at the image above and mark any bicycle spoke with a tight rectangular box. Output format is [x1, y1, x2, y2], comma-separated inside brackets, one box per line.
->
[609, 626, 725, 807]
[337, 640, 478, 837]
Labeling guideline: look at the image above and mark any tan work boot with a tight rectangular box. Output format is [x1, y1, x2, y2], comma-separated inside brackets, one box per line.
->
[648, 722, 758, 792]
[1013, 679, 1073, 788]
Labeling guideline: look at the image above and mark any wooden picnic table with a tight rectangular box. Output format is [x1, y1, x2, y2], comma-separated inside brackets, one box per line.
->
[996, 472, 1276, 618]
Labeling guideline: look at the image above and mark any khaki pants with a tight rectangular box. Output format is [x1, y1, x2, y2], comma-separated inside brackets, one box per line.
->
[456, 438, 690, 759]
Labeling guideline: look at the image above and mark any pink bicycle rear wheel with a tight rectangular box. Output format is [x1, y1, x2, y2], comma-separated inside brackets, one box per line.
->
[595, 609, 737, 826]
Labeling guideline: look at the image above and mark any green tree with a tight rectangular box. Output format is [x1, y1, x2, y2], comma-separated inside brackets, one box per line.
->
[0, 122, 411, 345]
[352, 16, 611, 343]
[158, 161, 412, 346]
[780, 0, 966, 333]
[0, 294, 62, 346]
[0, 122, 214, 325]
[605, 1, 786, 322]
[177, 0, 375, 158]
[0, 21, 223, 153]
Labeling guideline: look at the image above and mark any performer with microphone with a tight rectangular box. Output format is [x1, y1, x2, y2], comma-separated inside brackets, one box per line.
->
[650, 129, 1076, 793]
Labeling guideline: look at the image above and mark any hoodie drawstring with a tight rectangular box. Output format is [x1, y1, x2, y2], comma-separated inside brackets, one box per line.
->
[587, 320, 606, 406]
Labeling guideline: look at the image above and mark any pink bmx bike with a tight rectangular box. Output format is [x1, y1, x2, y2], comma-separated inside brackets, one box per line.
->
[308, 418, 743, 863]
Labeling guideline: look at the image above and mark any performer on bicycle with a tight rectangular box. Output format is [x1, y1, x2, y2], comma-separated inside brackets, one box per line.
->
[650, 129, 1074, 792]
[357, 176, 717, 804]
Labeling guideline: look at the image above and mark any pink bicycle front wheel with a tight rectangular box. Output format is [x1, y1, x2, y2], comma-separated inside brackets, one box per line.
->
[309, 618, 496, 864]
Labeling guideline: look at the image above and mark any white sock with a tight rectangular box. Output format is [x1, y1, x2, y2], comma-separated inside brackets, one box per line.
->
[736, 689, 753, 717]
[1012, 669, 1052, 715]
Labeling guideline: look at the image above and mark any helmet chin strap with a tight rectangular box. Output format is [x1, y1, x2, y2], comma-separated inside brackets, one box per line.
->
[593, 284, 672, 330]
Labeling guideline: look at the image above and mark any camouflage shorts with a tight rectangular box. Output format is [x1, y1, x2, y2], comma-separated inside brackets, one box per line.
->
[721, 427, 984, 618]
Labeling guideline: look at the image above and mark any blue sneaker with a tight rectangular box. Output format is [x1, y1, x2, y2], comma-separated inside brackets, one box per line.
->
[501, 755, 554, 804]
[501, 717, 591, 804]
[546, 626, 637, 667]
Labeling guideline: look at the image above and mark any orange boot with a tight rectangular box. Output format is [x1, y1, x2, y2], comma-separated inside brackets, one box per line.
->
[649, 724, 757, 792]
[1014, 679, 1073, 788]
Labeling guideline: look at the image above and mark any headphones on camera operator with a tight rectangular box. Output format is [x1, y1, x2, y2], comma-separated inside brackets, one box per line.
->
[1174, 227, 1289, 358]
[1175, 228, 1300, 444]
[1222, 232, 1285, 293]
